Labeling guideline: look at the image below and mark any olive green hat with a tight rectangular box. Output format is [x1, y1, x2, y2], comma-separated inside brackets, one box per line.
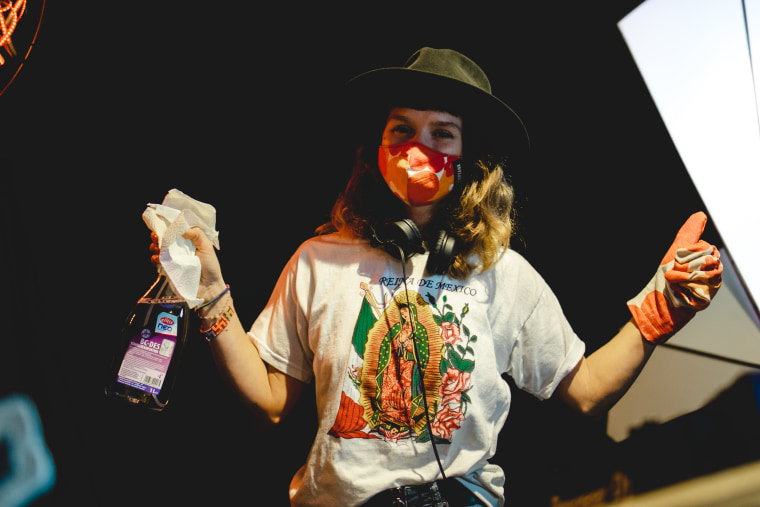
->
[345, 47, 530, 157]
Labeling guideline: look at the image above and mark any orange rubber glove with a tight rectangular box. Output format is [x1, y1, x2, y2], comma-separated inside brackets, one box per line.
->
[627, 212, 723, 344]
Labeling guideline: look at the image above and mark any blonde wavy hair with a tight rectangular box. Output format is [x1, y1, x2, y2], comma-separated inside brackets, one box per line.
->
[317, 110, 517, 280]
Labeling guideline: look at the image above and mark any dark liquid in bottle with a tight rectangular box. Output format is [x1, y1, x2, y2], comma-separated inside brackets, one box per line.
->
[105, 277, 189, 410]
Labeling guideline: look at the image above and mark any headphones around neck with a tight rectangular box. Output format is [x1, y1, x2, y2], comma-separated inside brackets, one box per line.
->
[369, 218, 457, 275]
[368, 216, 453, 480]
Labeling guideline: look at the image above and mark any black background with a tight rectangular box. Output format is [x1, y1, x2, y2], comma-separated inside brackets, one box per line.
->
[1, 1, 719, 505]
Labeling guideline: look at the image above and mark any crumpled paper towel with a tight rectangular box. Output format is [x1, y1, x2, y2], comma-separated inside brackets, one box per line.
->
[142, 189, 220, 308]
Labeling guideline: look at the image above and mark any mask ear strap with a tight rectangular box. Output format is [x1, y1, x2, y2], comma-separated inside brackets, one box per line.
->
[453, 158, 464, 187]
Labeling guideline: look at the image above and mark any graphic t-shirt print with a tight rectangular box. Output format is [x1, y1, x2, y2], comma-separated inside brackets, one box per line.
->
[329, 279, 477, 444]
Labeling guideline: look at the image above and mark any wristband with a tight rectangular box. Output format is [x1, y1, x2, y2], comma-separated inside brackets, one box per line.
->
[200, 303, 235, 342]
[196, 284, 230, 311]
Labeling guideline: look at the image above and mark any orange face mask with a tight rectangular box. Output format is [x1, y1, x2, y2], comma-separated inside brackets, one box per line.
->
[377, 142, 460, 206]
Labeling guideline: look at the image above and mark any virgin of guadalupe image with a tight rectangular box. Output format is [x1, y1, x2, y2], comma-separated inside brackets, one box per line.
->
[359, 290, 442, 442]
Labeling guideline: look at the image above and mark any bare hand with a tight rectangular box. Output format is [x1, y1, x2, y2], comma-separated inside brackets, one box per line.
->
[182, 227, 227, 302]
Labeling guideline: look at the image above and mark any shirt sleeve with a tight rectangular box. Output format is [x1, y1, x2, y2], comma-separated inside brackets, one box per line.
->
[509, 284, 585, 399]
[248, 249, 315, 383]
[493, 252, 586, 400]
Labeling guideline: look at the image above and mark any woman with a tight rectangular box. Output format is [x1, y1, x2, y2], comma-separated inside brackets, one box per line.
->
[164, 48, 722, 506]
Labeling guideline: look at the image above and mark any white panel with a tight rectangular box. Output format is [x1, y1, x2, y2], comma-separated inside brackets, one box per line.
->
[619, 0, 760, 322]
[748, 0, 760, 121]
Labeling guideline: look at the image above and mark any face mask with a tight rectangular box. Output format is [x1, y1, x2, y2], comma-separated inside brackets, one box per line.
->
[377, 141, 461, 206]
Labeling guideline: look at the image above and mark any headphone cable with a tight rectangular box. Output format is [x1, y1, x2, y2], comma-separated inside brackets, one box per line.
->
[396, 245, 447, 481]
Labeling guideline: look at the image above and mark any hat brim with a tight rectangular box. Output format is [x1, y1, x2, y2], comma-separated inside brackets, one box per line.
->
[345, 66, 530, 158]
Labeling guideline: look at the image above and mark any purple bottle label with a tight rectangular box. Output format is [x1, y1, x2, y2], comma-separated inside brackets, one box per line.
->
[116, 312, 178, 395]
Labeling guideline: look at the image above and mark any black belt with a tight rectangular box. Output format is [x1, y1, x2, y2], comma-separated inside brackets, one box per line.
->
[363, 478, 485, 507]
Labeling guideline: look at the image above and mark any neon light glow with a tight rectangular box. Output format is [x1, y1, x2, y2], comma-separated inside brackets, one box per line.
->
[0, 0, 27, 66]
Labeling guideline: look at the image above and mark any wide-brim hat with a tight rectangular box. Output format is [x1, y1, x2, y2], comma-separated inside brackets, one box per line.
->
[345, 47, 530, 158]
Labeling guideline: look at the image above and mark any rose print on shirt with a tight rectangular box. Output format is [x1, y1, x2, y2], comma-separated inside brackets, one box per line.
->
[426, 294, 474, 440]
[328, 283, 475, 445]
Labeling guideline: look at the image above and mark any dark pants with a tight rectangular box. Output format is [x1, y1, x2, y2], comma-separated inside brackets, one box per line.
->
[362, 478, 488, 507]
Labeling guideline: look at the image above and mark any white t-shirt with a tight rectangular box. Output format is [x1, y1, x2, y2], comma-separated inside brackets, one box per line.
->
[249, 232, 585, 506]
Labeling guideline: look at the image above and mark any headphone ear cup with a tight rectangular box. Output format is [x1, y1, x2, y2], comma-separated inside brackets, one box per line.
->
[372, 219, 456, 274]
[391, 218, 423, 252]
[427, 230, 457, 275]
[371, 218, 425, 259]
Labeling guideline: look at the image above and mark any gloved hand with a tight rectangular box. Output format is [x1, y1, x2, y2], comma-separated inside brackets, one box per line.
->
[628, 212, 723, 344]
